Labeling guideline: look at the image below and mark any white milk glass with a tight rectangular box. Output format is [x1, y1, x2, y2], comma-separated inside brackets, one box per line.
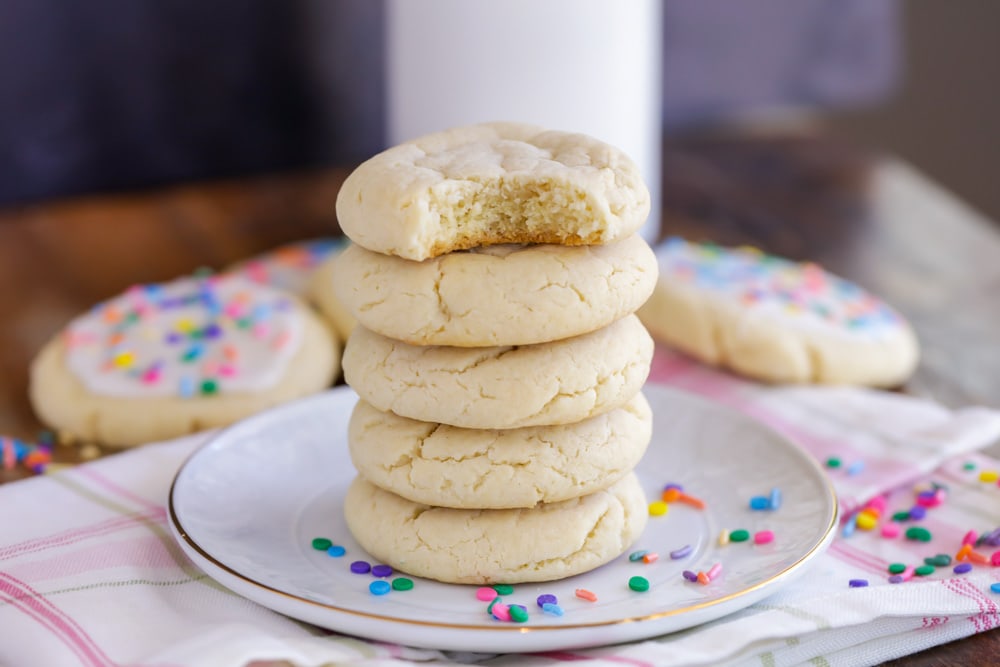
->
[386, 0, 663, 241]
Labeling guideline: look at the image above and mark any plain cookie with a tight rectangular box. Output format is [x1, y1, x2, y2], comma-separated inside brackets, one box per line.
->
[348, 392, 652, 508]
[637, 238, 919, 386]
[308, 250, 358, 343]
[331, 236, 656, 347]
[29, 275, 338, 447]
[344, 472, 648, 584]
[336, 122, 651, 260]
[343, 314, 653, 429]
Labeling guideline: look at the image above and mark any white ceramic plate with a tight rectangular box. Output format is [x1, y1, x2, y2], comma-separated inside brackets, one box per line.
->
[168, 385, 837, 653]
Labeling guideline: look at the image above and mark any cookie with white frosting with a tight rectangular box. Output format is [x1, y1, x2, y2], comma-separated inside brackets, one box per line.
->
[637, 238, 919, 386]
[29, 274, 338, 446]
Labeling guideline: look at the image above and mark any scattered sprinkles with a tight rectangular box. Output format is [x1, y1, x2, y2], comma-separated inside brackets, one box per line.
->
[476, 587, 498, 602]
[350, 561, 372, 574]
[371, 564, 393, 578]
[492, 584, 514, 596]
[369, 580, 391, 596]
[327, 545, 346, 558]
[311, 538, 332, 551]
[536, 594, 557, 608]
[575, 588, 598, 602]
[628, 576, 650, 592]
[391, 578, 414, 591]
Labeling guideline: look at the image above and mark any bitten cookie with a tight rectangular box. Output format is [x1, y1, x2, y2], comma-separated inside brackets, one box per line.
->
[29, 275, 338, 447]
[343, 314, 653, 429]
[336, 122, 650, 260]
[348, 392, 652, 509]
[308, 250, 358, 343]
[332, 236, 657, 347]
[224, 238, 346, 298]
[344, 472, 648, 584]
[637, 237, 919, 386]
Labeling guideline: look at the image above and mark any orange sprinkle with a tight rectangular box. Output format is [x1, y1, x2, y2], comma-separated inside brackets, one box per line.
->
[956, 544, 973, 561]
[102, 306, 122, 324]
[696, 572, 710, 585]
[661, 488, 682, 502]
[223, 344, 239, 361]
[967, 551, 990, 565]
[678, 493, 706, 510]
[575, 588, 598, 602]
[108, 332, 125, 346]
[642, 553, 659, 564]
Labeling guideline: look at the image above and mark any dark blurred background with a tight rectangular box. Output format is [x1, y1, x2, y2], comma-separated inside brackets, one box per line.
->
[1, 0, 997, 220]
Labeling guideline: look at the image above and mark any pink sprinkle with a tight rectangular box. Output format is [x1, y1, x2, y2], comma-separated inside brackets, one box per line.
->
[1, 438, 15, 470]
[707, 562, 722, 580]
[218, 364, 238, 377]
[754, 530, 775, 545]
[491, 603, 511, 622]
[252, 323, 270, 339]
[224, 301, 246, 318]
[141, 368, 161, 384]
[476, 587, 498, 602]
[991, 550, 1000, 567]
[881, 523, 901, 538]
[246, 261, 268, 284]
[962, 530, 978, 546]
[901, 565, 915, 582]
[916, 495, 939, 508]
[272, 330, 291, 349]
[867, 496, 887, 513]
[202, 361, 219, 376]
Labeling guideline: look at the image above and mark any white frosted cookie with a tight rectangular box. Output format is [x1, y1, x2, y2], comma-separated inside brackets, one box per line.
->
[224, 238, 346, 298]
[349, 392, 652, 509]
[336, 122, 651, 260]
[343, 314, 653, 429]
[344, 472, 648, 584]
[332, 236, 657, 346]
[308, 251, 357, 343]
[29, 275, 338, 447]
[637, 238, 919, 386]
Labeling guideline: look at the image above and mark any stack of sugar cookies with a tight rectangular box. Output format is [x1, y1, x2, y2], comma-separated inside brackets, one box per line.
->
[326, 122, 659, 585]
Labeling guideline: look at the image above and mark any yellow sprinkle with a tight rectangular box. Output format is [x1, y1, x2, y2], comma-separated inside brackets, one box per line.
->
[737, 245, 763, 256]
[856, 513, 878, 531]
[979, 470, 999, 483]
[176, 318, 195, 333]
[718, 529, 730, 546]
[648, 501, 668, 516]
[113, 351, 135, 368]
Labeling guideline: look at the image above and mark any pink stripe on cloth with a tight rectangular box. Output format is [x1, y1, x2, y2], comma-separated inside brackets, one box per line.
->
[941, 578, 1000, 633]
[74, 467, 162, 512]
[0, 509, 166, 562]
[0, 571, 116, 667]
[8, 533, 182, 582]
[538, 651, 655, 666]
[828, 541, 891, 575]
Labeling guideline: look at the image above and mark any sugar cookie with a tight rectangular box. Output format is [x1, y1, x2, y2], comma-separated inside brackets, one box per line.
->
[336, 122, 650, 260]
[637, 238, 919, 386]
[344, 472, 648, 584]
[343, 314, 653, 429]
[308, 251, 357, 343]
[224, 238, 346, 298]
[29, 275, 338, 446]
[348, 392, 651, 508]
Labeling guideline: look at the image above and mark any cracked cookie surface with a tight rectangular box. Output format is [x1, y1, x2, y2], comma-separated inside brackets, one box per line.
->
[348, 392, 652, 509]
[342, 314, 654, 429]
[332, 235, 656, 347]
[335, 122, 650, 261]
[344, 472, 648, 584]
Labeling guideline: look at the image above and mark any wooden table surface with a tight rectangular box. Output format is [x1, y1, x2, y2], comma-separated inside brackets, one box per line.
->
[1, 132, 998, 665]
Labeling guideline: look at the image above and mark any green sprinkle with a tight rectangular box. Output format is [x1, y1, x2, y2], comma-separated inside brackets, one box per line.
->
[905, 526, 933, 542]
[962, 461, 977, 471]
[628, 576, 650, 592]
[729, 529, 751, 543]
[311, 537, 332, 551]
[628, 550, 649, 562]
[914, 565, 935, 577]
[826, 457, 842, 469]
[493, 584, 514, 595]
[391, 577, 413, 591]
[887, 563, 907, 574]
[486, 597, 502, 615]
[509, 605, 529, 623]
[926, 554, 952, 567]
[236, 317, 253, 329]
[892, 511, 912, 522]
[200, 379, 218, 395]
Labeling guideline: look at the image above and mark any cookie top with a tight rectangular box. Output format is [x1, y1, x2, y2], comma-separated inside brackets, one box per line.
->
[336, 122, 650, 260]
[331, 235, 657, 346]
[60, 274, 307, 398]
[344, 472, 648, 584]
[656, 238, 909, 339]
[348, 393, 652, 508]
[224, 238, 345, 297]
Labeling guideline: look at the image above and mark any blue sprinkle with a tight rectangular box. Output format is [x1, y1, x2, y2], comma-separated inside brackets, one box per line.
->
[954, 563, 972, 574]
[179, 376, 196, 398]
[326, 545, 346, 558]
[909, 506, 927, 521]
[628, 550, 649, 562]
[991, 583, 1000, 594]
[541, 602, 564, 616]
[847, 460, 865, 476]
[769, 487, 782, 510]
[749, 496, 770, 511]
[369, 580, 391, 596]
[842, 516, 857, 538]
[848, 579, 869, 588]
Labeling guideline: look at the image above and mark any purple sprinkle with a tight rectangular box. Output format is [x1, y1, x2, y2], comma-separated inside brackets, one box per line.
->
[349, 560, 371, 574]
[371, 564, 393, 578]
[670, 544, 694, 560]
[536, 594, 557, 608]
[849, 579, 869, 588]
[682, 570, 698, 582]
[164, 332, 183, 345]
[202, 323, 222, 339]
[888, 575, 904, 584]
[909, 506, 927, 521]
[954, 562, 973, 574]
[663, 483, 684, 492]
[917, 490, 936, 501]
